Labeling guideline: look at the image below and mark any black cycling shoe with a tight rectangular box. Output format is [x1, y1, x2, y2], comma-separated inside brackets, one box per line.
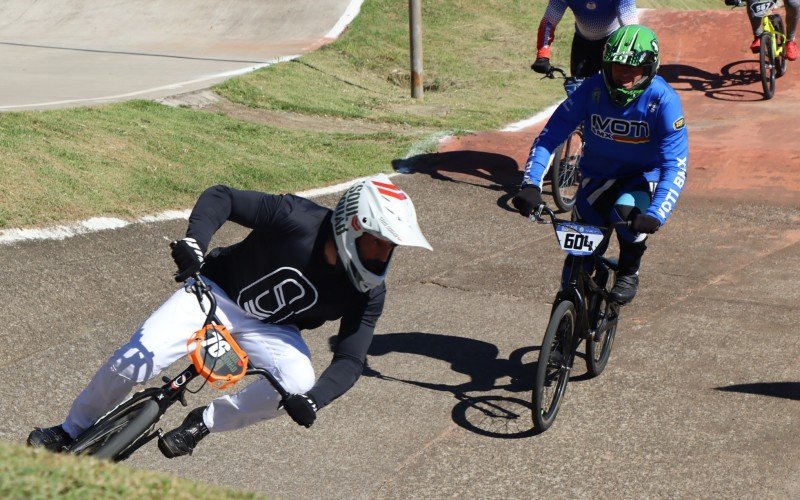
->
[27, 424, 73, 452]
[610, 274, 639, 304]
[158, 406, 210, 458]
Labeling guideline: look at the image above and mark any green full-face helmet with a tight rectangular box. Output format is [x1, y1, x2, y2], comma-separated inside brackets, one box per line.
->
[602, 25, 660, 107]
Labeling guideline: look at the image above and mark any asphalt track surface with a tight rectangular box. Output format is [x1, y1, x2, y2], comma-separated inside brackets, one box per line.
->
[1, 6, 799, 499]
[0, 0, 359, 110]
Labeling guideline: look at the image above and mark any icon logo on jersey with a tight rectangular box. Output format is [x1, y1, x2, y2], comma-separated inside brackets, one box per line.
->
[673, 116, 685, 130]
[237, 267, 318, 322]
[585, 1, 597, 10]
[590, 114, 651, 144]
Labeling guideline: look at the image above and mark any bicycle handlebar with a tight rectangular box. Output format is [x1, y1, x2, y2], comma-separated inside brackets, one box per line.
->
[529, 204, 631, 231]
[178, 269, 292, 400]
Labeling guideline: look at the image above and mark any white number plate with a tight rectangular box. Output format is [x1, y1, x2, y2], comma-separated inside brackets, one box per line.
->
[555, 223, 604, 256]
[750, 0, 776, 17]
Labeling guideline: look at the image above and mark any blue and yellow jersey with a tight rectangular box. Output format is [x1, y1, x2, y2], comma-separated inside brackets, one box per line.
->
[523, 74, 689, 225]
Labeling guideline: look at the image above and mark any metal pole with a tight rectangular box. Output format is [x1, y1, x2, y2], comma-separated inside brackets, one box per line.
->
[409, 0, 423, 100]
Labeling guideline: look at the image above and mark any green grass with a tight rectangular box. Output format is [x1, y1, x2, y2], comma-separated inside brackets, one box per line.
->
[0, 0, 723, 230]
[0, 102, 411, 228]
[0, 441, 259, 499]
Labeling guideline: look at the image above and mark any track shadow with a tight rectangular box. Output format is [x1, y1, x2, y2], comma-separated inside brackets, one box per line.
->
[340, 331, 593, 438]
[331, 332, 538, 437]
[715, 382, 800, 401]
[392, 150, 569, 215]
[660, 62, 766, 101]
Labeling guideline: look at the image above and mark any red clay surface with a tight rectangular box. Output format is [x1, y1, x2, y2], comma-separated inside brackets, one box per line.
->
[432, 9, 800, 208]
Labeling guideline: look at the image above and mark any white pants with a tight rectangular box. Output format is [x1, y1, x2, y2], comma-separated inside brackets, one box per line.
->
[62, 278, 315, 438]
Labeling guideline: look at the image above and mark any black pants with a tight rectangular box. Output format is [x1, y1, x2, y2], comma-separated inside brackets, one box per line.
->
[570, 30, 609, 77]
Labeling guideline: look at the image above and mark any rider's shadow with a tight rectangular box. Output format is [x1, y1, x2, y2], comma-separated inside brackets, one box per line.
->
[660, 62, 764, 101]
[330, 332, 547, 438]
[392, 151, 555, 214]
[392, 151, 522, 195]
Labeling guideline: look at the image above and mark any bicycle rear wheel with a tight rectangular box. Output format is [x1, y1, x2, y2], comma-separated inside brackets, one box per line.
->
[759, 32, 776, 99]
[585, 265, 617, 376]
[532, 300, 576, 433]
[549, 129, 583, 212]
[68, 397, 161, 461]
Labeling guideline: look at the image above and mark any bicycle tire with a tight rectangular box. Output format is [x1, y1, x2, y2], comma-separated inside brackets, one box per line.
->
[585, 265, 615, 376]
[771, 15, 787, 78]
[69, 397, 161, 461]
[532, 300, 576, 433]
[759, 32, 776, 99]
[549, 129, 583, 212]
[586, 300, 618, 377]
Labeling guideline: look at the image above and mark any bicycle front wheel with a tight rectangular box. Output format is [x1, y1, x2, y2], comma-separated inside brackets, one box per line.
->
[532, 300, 576, 433]
[549, 129, 583, 212]
[759, 32, 776, 99]
[771, 15, 788, 78]
[68, 397, 161, 461]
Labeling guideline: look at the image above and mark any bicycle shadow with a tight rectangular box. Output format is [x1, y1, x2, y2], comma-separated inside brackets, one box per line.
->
[715, 381, 800, 401]
[660, 62, 766, 101]
[336, 331, 593, 438]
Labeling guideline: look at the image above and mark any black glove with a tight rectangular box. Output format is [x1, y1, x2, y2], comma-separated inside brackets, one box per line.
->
[283, 393, 318, 428]
[531, 57, 551, 74]
[631, 214, 661, 234]
[724, 0, 740, 6]
[170, 237, 206, 282]
[512, 185, 544, 217]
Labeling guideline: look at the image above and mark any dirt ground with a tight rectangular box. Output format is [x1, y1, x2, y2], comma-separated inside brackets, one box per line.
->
[430, 9, 800, 209]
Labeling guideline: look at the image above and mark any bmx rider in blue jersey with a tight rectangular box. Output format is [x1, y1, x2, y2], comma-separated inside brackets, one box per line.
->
[514, 25, 689, 305]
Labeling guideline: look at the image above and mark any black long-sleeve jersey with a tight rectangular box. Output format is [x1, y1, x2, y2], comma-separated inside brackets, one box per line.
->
[185, 185, 385, 409]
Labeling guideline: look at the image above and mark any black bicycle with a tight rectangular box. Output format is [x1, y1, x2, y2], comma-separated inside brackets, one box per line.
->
[530, 205, 628, 433]
[539, 65, 585, 212]
[64, 273, 289, 461]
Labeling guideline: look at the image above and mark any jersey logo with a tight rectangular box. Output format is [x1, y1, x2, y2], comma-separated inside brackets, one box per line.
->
[673, 116, 686, 130]
[590, 114, 651, 144]
[237, 267, 318, 323]
[585, 1, 597, 10]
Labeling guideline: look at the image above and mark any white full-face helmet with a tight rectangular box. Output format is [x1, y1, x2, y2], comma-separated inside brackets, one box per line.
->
[332, 174, 432, 292]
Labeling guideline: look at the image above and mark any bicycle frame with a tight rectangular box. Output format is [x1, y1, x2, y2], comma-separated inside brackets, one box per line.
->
[532, 206, 626, 339]
[67, 273, 290, 460]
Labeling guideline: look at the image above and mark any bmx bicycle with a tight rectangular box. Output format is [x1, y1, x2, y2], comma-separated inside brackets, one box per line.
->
[727, 0, 788, 99]
[529, 205, 629, 433]
[532, 63, 585, 212]
[64, 273, 290, 461]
